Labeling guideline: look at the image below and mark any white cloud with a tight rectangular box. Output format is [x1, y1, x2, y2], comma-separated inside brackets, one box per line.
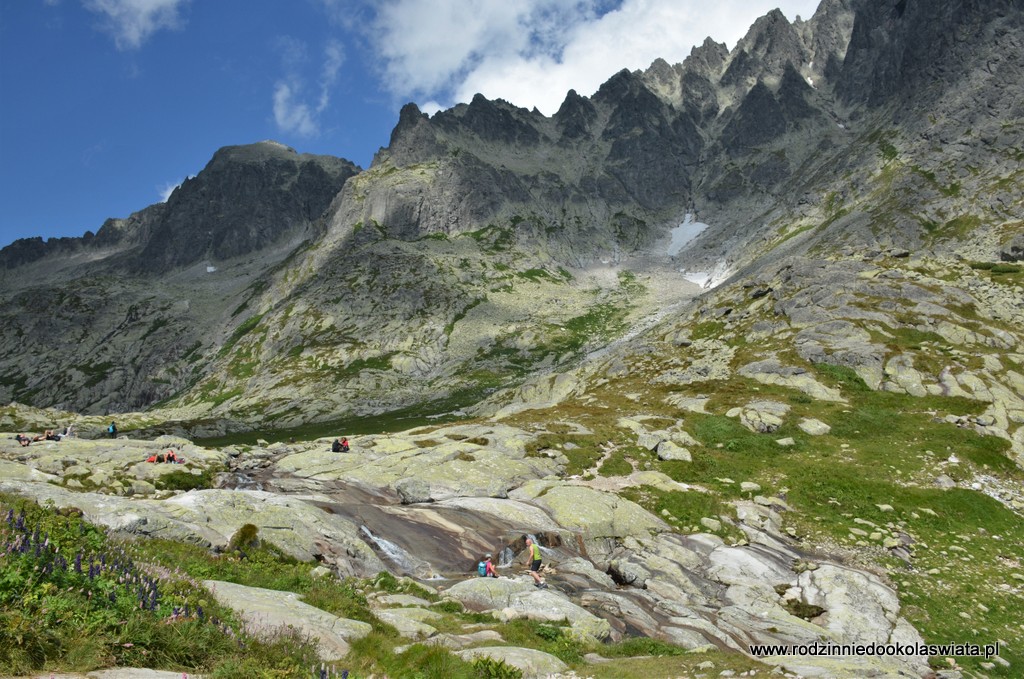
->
[273, 81, 319, 137]
[158, 177, 189, 202]
[83, 0, 189, 50]
[272, 39, 346, 137]
[319, 40, 344, 111]
[358, 0, 821, 114]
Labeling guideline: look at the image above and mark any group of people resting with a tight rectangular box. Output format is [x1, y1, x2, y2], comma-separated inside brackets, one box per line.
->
[145, 450, 182, 463]
[14, 425, 74, 446]
[331, 437, 350, 452]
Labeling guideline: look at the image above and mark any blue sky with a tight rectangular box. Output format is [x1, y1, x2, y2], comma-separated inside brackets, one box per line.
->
[0, 0, 820, 249]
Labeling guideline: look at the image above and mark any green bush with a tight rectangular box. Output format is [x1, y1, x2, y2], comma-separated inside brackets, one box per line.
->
[155, 467, 215, 491]
[227, 523, 260, 552]
[0, 493, 334, 677]
[472, 655, 524, 678]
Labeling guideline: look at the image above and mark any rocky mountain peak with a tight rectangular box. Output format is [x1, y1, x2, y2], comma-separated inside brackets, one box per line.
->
[381, 102, 445, 166]
[554, 88, 598, 142]
[799, 0, 860, 81]
[440, 94, 544, 146]
[687, 36, 729, 75]
[134, 142, 359, 274]
[721, 7, 808, 90]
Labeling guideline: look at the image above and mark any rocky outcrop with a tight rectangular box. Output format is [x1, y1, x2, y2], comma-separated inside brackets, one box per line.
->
[456, 647, 568, 678]
[0, 424, 941, 678]
[203, 580, 372, 660]
[444, 578, 611, 642]
[1003, 233, 1024, 262]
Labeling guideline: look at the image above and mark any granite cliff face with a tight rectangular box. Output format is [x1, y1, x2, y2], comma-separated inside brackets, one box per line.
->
[137, 142, 360, 273]
[0, 0, 1020, 434]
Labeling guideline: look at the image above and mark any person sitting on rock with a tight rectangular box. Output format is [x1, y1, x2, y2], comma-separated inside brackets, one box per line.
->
[332, 438, 343, 453]
[15, 434, 30, 447]
[484, 553, 498, 578]
[164, 450, 178, 463]
[44, 430, 60, 441]
[340, 437, 350, 452]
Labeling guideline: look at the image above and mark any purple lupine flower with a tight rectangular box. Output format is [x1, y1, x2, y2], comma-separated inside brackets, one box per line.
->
[74, 552, 82, 574]
[196, 605, 204, 621]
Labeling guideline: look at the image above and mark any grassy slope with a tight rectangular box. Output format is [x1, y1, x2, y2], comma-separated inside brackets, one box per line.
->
[500, 259, 1024, 677]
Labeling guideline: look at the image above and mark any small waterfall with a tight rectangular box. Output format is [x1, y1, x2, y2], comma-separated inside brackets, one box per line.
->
[360, 525, 429, 576]
[498, 546, 515, 568]
[214, 471, 263, 491]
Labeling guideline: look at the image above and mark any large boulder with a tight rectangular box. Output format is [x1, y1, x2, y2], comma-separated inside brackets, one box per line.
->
[456, 647, 568, 678]
[443, 578, 610, 641]
[0, 481, 386, 577]
[738, 360, 845, 402]
[0, 459, 58, 482]
[727, 400, 791, 433]
[277, 429, 558, 501]
[1001, 233, 1024, 262]
[511, 482, 668, 542]
[203, 580, 371, 660]
[0, 436, 229, 489]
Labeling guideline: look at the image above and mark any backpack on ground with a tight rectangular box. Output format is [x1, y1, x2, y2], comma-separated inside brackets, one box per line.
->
[477, 561, 487, 576]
